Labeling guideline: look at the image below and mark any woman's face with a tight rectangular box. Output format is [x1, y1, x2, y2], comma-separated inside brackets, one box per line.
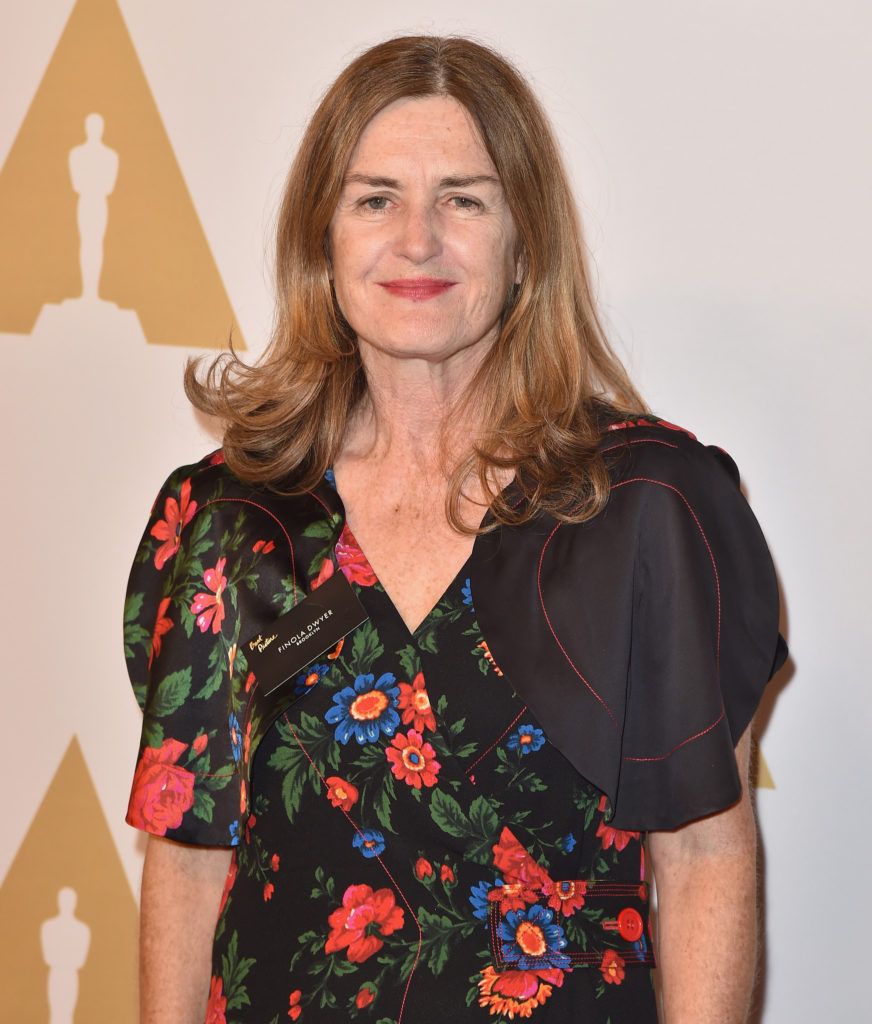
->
[327, 95, 521, 365]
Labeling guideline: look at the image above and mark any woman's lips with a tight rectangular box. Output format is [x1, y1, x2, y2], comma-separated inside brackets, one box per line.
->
[378, 279, 457, 301]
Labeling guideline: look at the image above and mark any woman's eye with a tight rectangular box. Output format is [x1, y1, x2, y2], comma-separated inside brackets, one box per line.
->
[450, 196, 482, 211]
[361, 196, 390, 211]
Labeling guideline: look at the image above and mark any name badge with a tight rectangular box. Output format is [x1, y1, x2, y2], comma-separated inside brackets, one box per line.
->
[243, 570, 369, 697]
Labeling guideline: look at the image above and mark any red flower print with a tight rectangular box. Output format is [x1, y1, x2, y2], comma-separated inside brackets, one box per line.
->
[355, 985, 375, 1009]
[252, 538, 276, 554]
[325, 776, 359, 811]
[324, 883, 404, 963]
[489, 827, 552, 911]
[209, 450, 225, 466]
[541, 878, 587, 917]
[192, 733, 208, 756]
[312, 558, 334, 590]
[147, 597, 173, 669]
[397, 672, 437, 732]
[600, 949, 626, 985]
[243, 720, 252, 764]
[240, 779, 248, 815]
[476, 639, 504, 677]
[126, 738, 195, 835]
[271, 853, 281, 872]
[477, 965, 563, 1017]
[263, 882, 275, 901]
[335, 525, 378, 586]
[191, 557, 228, 634]
[218, 858, 238, 919]
[385, 729, 441, 788]
[205, 976, 227, 1024]
[245, 671, 256, 693]
[595, 819, 640, 852]
[288, 988, 302, 1020]
[595, 795, 640, 851]
[150, 478, 198, 570]
[440, 864, 455, 884]
[414, 857, 433, 881]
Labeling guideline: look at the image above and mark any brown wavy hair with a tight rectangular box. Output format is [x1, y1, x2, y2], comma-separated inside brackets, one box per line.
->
[184, 34, 650, 533]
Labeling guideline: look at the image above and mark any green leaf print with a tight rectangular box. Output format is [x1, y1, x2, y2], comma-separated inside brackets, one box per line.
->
[221, 930, 256, 1011]
[187, 506, 215, 558]
[123, 592, 148, 659]
[416, 906, 457, 975]
[141, 718, 164, 749]
[275, 574, 307, 615]
[346, 620, 384, 676]
[428, 791, 498, 865]
[303, 514, 342, 541]
[148, 668, 192, 717]
[396, 643, 421, 679]
[194, 640, 226, 700]
[468, 796, 499, 838]
[192, 788, 215, 823]
[268, 713, 336, 823]
[429, 789, 471, 839]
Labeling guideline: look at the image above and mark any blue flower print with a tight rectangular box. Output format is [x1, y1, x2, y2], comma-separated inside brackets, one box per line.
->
[557, 832, 577, 854]
[324, 467, 336, 488]
[461, 577, 474, 610]
[293, 662, 331, 698]
[228, 820, 240, 846]
[498, 904, 571, 971]
[633, 932, 649, 962]
[229, 712, 243, 763]
[325, 672, 401, 745]
[469, 878, 501, 922]
[353, 828, 385, 858]
[506, 724, 545, 755]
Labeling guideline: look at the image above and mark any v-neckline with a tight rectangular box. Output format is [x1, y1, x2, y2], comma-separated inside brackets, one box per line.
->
[322, 465, 518, 640]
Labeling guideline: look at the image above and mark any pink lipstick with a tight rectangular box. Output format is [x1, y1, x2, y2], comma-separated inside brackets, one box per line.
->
[378, 278, 456, 301]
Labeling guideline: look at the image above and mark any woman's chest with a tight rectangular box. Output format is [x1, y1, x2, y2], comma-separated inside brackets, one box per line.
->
[335, 497, 479, 636]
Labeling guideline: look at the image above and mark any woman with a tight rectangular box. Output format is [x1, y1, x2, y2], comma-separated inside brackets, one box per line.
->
[123, 35, 787, 1023]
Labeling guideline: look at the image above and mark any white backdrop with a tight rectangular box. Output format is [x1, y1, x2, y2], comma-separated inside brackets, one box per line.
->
[1, 1, 869, 1020]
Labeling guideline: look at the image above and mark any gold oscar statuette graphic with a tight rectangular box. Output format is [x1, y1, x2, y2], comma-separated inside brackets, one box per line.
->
[0, 737, 138, 1021]
[0, 0, 245, 349]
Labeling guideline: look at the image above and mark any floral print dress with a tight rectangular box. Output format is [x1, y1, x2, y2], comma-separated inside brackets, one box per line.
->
[123, 453, 661, 1024]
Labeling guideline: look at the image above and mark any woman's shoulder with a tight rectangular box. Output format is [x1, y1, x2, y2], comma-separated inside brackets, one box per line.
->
[144, 447, 262, 525]
[598, 412, 743, 494]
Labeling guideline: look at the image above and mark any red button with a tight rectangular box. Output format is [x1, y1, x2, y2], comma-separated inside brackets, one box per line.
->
[617, 907, 643, 942]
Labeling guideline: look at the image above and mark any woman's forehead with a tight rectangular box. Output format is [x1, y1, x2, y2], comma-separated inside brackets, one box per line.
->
[348, 96, 496, 177]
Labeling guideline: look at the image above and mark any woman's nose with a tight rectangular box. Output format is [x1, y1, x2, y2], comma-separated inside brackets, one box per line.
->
[393, 205, 442, 263]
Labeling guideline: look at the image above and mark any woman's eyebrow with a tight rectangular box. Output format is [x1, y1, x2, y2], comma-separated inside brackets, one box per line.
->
[343, 173, 500, 189]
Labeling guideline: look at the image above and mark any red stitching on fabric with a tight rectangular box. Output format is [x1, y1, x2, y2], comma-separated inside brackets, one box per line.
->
[465, 706, 528, 776]
[536, 475, 725, 761]
[622, 710, 726, 762]
[283, 714, 422, 1022]
[537, 523, 621, 729]
[610, 476, 724, 760]
[611, 476, 721, 662]
[199, 497, 297, 598]
[600, 439, 679, 454]
[307, 488, 334, 517]
[486, 899, 655, 969]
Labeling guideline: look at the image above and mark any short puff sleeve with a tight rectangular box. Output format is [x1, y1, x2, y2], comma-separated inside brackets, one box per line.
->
[122, 457, 243, 846]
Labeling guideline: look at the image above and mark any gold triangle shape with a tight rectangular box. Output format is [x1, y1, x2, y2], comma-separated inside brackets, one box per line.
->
[0, 736, 138, 1020]
[0, 0, 244, 348]
[753, 744, 775, 789]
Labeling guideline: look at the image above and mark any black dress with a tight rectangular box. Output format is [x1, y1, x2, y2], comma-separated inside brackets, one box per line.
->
[122, 416, 787, 1023]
